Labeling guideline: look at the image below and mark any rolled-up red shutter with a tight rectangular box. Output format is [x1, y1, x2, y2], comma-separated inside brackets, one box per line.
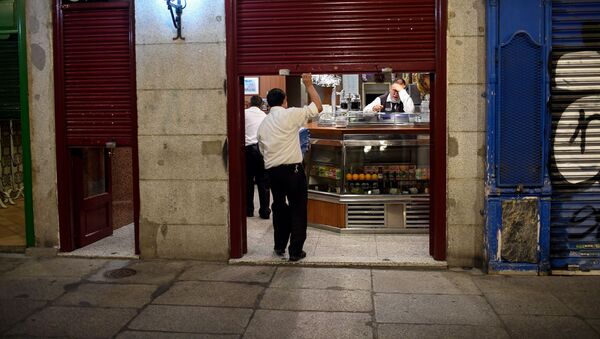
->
[56, 1, 135, 146]
[235, 0, 436, 74]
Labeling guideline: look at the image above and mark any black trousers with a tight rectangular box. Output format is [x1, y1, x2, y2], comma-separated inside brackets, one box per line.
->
[245, 144, 270, 217]
[267, 163, 308, 256]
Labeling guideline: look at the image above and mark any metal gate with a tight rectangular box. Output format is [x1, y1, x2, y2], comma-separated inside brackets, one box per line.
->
[550, 0, 600, 270]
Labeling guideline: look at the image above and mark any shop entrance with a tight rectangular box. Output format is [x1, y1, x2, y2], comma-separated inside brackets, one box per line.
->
[236, 73, 441, 265]
[226, 0, 447, 261]
[53, 0, 139, 256]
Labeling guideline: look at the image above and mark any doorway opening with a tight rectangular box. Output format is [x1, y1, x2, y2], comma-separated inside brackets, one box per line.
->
[235, 73, 443, 266]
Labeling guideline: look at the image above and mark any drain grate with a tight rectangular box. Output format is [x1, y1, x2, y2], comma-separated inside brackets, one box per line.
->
[103, 268, 137, 279]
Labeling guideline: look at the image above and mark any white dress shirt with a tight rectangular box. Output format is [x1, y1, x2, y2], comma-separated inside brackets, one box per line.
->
[245, 106, 267, 146]
[257, 102, 319, 169]
[363, 89, 415, 113]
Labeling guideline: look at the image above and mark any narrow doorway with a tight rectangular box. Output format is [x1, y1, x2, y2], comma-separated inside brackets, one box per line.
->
[54, 0, 139, 257]
[237, 73, 441, 266]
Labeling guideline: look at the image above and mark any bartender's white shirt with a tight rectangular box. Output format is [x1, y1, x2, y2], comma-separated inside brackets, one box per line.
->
[245, 106, 267, 146]
[257, 102, 319, 169]
[363, 89, 415, 113]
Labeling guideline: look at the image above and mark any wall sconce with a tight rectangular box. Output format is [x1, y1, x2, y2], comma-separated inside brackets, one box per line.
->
[166, 0, 187, 40]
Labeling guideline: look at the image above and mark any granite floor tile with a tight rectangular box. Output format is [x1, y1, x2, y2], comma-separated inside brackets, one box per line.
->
[552, 291, 600, 319]
[484, 290, 574, 316]
[8, 306, 137, 338]
[128, 305, 252, 334]
[377, 323, 510, 339]
[0, 299, 46, 332]
[153, 281, 263, 307]
[373, 270, 481, 295]
[54, 283, 158, 308]
[473, 275, 549, 294]
[271, 267, 372, 290]
[244, 310, 372, 339]
[0, 258, 26, 274]
[178, 263, 275, 283]
[587, 319, 600, 334]
[500, 315, 599, 339]
[313, 244, 378, 258]
[7, 258, 107, 278]
[260, 288, 372, 312]
[117, 331, 239, 339]
[0, 277, 80, 300]
[88, 260, 186, 285]
[374, 293, 501, 326]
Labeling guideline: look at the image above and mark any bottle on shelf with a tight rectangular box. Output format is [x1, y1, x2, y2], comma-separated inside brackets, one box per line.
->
[377, 167, 384, 194]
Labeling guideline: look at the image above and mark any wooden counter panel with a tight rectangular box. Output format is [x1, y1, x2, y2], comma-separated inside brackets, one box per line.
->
[306, 122, 429, 138]
[308, 199, 346, 228]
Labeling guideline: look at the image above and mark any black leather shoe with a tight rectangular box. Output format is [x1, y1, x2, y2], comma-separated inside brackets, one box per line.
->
[273, 249, 285, 256]
[259, 214, 270, 220]
[289, 251, 306, 262]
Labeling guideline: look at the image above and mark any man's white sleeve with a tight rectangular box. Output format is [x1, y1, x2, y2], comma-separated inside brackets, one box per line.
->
[363, 97, 382, 113]
[400, 89, 415, 113]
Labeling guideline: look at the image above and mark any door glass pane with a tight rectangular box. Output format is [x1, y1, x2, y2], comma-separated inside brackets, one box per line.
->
[82, 148, 106, 198]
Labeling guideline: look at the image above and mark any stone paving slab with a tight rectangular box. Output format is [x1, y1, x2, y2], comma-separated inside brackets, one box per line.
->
[0, 258, 27, 274]
[377, 323, 510, 339]
[374, 293, 502, 326]
[473, 275, 550, 294]
[117, 331, 239, 339]
[551, 291, 600, 319]
[7, 306, 137, 338]
[587, 319, 600, 334]
[178, 263, 275, 283]
[53, 282, 158, 308]
[260, 288, 372, 312]
[0, 276, 79, 300]
[88, 260, 187, 285]
[243, 310, 372, 339]
[153, 281, 263, 308]
[6, 258, 107, 278]
[500, 315, 599, 339]
[484, 290, 574, 316]
[0, 299, 46, 333]
[372, 270, 481, 295]
[271, 267, 372, 290]
[128, 305, 252, 334]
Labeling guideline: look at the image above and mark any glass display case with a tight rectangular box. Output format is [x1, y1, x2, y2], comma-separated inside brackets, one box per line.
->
[307, 134, 430, 196]
[305, 133, 430, 230]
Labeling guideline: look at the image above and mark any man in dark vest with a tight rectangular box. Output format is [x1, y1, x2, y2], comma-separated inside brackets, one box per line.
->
[363, 78, 415, 114]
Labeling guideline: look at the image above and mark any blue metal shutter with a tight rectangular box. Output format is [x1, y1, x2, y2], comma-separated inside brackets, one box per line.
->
[550, 0, 600, 270]
[497, 31, 544, 187]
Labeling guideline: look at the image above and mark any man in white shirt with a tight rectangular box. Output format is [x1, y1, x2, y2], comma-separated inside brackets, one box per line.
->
[245, 95, 270, 219]
[257, 73, 322, 261]
[363, 78, 415, 114]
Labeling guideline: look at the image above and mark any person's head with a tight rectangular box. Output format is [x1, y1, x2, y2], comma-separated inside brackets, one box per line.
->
[249, 95, 263, 108]
[390, 79, 407, 100]
[267, 88, 287, 107]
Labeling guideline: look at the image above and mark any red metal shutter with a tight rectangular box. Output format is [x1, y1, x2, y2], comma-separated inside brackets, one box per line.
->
[235, 0, 436, 75]
[58, 2, 134, 146]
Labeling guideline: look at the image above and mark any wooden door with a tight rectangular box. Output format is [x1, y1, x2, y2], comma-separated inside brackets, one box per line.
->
[71, 147, 112, 247]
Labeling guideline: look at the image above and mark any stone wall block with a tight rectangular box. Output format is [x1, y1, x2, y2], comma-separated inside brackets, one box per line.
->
[139, 180, 228, 225]
[155, 225, 229, 260]
[136, 44, 225, 90]
[448, 132, 485, 179]
[135, 1, 225, 44]
[137, 89, 226, 136]
[448, 0, 485, 37]
[138, 136, 227, 181]
[447, 37, 486, 84]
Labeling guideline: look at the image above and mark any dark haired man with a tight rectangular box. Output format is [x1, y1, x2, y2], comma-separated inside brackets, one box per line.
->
[363, 78, 415, 113]
[245, 95, 270, 219]
[257, 73, 322, 261]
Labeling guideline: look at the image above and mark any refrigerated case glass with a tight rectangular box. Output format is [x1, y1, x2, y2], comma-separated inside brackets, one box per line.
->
[306, 134, 429, 197]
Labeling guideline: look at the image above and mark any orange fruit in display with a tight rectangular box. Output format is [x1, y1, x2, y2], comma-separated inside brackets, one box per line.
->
[358, 173, 365, 181]
[346, 173, 353, 181]
[352, 173, 359, 181]
[365, 173, 372, 181]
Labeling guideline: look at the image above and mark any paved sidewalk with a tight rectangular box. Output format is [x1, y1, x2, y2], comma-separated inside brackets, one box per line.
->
[0, 256, 599, 338]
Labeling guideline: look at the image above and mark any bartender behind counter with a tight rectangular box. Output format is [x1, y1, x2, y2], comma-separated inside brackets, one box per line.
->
[363, 79, 415, 114]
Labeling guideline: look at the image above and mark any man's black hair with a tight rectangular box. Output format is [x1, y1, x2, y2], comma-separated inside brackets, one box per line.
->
[249, 95, 263, 108]
[267, 88, 286, 107]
